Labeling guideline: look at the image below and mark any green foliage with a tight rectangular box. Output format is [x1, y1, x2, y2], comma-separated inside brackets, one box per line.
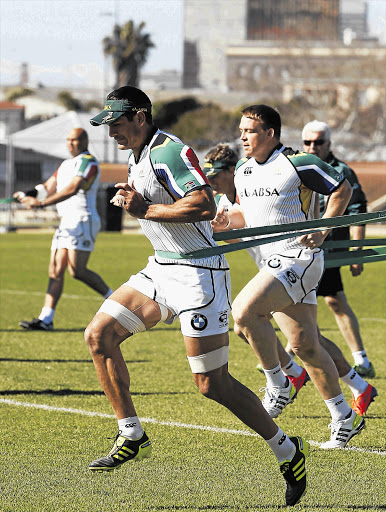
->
[153, 97, 201, 127]
[57, 90, 82, 112]
[170, 104, 241, 149]
[5, 86, 33, 102]
[103, 20, 154, 87]
[0, 233, 385, 512]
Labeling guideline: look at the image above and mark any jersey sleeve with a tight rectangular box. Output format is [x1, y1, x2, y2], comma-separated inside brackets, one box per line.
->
[288, 152, 345, 195]
[76, 154, 99, 180]
[150, 135, 208, 199]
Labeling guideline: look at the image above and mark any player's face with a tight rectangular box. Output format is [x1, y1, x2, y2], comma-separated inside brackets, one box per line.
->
[302, 130, 330, 161]
[67, 129, 87, 157]
[108, 115, 143, 151]
[239, 116, 274, 161]
[208, 168, 234, 194]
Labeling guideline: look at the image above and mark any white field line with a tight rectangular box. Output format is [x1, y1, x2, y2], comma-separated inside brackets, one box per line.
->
[1, 398, 385, 456]
[1, 289, 102, 300]
[2, 290, 386, 323]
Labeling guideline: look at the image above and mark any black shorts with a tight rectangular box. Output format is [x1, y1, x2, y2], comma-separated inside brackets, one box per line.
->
[316, 267, 344, 297]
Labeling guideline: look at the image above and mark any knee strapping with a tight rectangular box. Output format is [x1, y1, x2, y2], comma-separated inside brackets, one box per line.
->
[157, 302, 169, 322]
[187, 346, 229, 373]
[98, 299, 146, 334]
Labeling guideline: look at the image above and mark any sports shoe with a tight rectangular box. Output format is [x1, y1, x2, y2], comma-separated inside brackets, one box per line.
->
[279, 436, 310, 506]
[19, 318, 53, 331]
[261, 378, 297, 418]
[288, 368, 311, 393]
[320, 411, 365, 449]
[353, 363, 375, 378]
[89, 431, 152, 471]
[350, 384, 378, 416]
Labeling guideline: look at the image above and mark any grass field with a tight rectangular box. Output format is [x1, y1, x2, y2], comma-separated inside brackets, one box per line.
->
[0, 232, 385, 512]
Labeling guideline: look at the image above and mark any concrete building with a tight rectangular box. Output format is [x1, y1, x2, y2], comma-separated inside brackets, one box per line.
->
[182, 0, 384, 95]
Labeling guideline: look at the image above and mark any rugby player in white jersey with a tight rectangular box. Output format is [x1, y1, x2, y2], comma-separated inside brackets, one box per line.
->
[14, 128, 112, 331]
[211, 105, 366, 449]
[86, 87, 309, 506]
[206, 143, 376, 417]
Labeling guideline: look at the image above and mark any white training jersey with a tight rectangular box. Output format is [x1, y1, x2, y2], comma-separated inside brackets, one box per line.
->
[54, 151, 100, 221]
[127, 128, 228, 269]
[234, 144, 345, 268]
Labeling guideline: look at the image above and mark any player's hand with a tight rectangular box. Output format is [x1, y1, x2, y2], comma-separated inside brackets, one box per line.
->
[350, 263, 364, 276]
[20, 196, 40, 209]
[297, 231, 326, 248]
[110, 182, 148, 218]
[13, 191, 26, 202]
[211, 206, 229, 232]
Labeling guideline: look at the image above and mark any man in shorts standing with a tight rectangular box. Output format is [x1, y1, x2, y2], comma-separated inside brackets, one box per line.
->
[14, 128, 112, 330]
[212, 105, 365, 448]
[302, 120, 374, 378]
[85, 87, 309, 507]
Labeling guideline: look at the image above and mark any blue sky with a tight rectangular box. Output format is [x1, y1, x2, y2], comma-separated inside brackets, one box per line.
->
[0, 0, 384, 89]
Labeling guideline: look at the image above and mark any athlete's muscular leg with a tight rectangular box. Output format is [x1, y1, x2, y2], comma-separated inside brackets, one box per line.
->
[273, 306, 342, 399]
[67, 249, 110, 296]
[184, 333, 278, 440]
[231, 270, 293, 370]
[44, 248, 68, 309]
[324, 291, 365, 353]
[85, 286, 167, 419]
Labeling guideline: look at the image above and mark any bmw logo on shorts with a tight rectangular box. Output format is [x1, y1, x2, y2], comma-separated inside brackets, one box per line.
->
[268, 257, 281, 268]
[191, 314, 208, 331]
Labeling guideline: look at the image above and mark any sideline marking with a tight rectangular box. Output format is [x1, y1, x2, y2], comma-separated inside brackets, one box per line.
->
[361, 317, 386, 324]
[1, 398, 385, 456]
[0, 289, 102, 300]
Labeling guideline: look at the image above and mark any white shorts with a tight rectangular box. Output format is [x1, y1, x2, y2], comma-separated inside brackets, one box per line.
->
[262, 248, 324, 305]
[51, 215, 101, 252]
[124, 256, 232, 337]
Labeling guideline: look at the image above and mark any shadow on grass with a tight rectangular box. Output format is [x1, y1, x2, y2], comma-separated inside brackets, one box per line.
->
[150, 505, 386, 510]
[0, 357, 150, 364]
[0, 389, 192, 396]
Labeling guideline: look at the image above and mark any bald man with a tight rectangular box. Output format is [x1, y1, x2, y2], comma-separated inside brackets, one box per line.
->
[14, 128, 112, 330]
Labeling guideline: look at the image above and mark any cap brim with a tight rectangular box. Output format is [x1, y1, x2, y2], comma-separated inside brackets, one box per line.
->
[89, 110, 125, 126]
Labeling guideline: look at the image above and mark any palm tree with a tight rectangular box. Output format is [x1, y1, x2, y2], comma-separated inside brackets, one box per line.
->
[103, 20, 155, 88]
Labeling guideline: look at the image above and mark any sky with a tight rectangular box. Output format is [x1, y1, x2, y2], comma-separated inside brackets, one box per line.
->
[0, 0, 184, 90]
[0, 0, 385, 90]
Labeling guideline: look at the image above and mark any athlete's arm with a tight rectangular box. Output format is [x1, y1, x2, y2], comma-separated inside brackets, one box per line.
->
[112, 182, 216, 223]
[20, 176, 84, 209]
[298, 179, 352, 248]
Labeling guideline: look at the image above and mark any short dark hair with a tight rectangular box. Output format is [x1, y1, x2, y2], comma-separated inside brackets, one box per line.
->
[241, 104, 281, 138]
[205, 143, 239, 167]
[107, 86, 153, 123]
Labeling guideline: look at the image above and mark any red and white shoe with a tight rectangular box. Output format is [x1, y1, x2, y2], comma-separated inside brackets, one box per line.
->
[350, 384, 378, 416]
[288, 368, 310, 393]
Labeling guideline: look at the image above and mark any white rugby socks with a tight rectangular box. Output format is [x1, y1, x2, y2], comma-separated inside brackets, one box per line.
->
[324, 393, 352, 421]
[118, 416, 144, 440]
[266, 428, 296, 463]
[38, 307, 55, 324]
[264, 364, 287, 388]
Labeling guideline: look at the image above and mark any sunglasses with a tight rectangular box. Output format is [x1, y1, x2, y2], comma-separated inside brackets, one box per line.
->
[303, 139, 326, 146]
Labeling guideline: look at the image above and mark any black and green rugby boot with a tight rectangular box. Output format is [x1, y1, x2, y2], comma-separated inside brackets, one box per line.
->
[89, 431, 152, 471]
[279, 435, 310, 506]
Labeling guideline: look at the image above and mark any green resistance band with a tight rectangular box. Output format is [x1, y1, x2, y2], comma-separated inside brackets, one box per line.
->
[213, 211, 386, 241]
[0, 197, 17, 204]
[155, 211, 386, 263]
[324, 246, 386, 268]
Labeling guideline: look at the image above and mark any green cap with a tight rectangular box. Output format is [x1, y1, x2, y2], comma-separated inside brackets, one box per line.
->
[90, 100, 151, 126]
[203, 161, 231, 177]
